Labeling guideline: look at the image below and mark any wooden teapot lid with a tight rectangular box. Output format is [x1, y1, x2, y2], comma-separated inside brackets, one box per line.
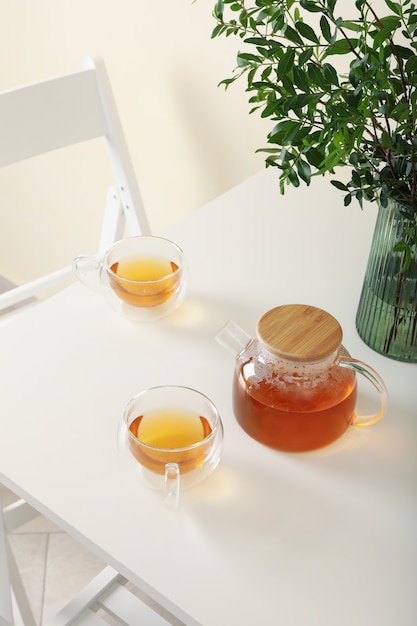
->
[256, 304, 343, 362]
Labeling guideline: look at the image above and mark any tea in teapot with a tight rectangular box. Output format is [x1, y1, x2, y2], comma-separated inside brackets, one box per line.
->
[217, 304, 387, 452]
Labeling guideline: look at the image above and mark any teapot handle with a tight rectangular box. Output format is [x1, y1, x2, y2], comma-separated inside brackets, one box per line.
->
[337, 357, 388, 426]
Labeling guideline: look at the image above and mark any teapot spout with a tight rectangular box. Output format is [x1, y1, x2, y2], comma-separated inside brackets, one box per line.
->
[216, 319, 252, 356]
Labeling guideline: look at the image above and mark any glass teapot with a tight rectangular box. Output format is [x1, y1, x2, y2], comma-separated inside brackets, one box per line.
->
[216, 304, 387, 452]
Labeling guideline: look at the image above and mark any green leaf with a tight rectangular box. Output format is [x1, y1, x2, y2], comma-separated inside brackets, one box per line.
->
[269, 119, 298, 140]
[394, 44, 415, 59]
[268, 119, 309, 146]
[282, 24, 304, 46]
[320, 15, 332, 43]
[381, 131, 393, 148]
[261, 65, 273, 80]
[218, 77, 237, 89]
[292, 66, 310, 91]
[211, 24, 224, 38]
[365, 170, 373, 186]
[213, 0, 224, 20]
[322, 149, 345, 170]
[390, 101, 410, 122]
[323, 63, 339, 85]
[298, 48, 314, 66]
[305, 146, 325, 168]
[378, 16, 401, 31]
[352, 170, 361, 187]
[341, 20, 363, 32]
[287, 167, 300, 186]
[237, 52, 262, 66]
[406, 55, 417, 73]
[393, 241, 412, 272]
[261, 99, 280, 118]
[331, 180, 349, 191]
[283, 123, 310, 145]
[385, 0, 402, 16]
[279, 147, 292, 163]
[244, 36, 270, 46]
[296, 158, 312, 184]
[295, 20, 320, 44]
[307, 63, 325, 88]
[278, 47, 295, 76]
[285, 93, 319, 113]
[299, 0, 323, 12]
[326, 39, 359, 55]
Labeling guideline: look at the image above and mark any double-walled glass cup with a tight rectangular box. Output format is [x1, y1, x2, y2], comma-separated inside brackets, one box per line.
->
[73, 236, 187, 321]
[124, 386, 224, 506]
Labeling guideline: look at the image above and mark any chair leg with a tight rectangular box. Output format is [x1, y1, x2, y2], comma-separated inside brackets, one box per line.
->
[6, 540, 38, 626]
[0, 496, 14, 626]
[0, 495, 37, 626]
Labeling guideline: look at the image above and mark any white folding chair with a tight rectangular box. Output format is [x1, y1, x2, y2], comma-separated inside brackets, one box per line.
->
[0, 55, 151, 312]
[0, 59, 174, 625]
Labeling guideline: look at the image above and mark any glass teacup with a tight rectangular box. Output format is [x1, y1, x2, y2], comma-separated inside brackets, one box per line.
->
[124, 386, 224, 506]
[73, 236, 187, 321]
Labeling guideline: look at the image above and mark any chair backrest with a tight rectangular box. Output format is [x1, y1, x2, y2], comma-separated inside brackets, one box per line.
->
[0, 56, 150, 311]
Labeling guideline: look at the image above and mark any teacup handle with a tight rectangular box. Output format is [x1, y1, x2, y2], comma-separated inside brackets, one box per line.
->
[164, 463, 180, 507]
[337, 357, 388, 426]
[72, 255, 101, 292]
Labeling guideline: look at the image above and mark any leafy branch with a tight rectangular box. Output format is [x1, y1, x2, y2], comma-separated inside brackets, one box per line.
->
[210, 0, 417, 267]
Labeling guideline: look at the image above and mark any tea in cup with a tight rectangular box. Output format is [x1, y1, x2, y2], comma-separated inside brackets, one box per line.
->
[124, 386, 224, 505]
[73, 236, 187, 321]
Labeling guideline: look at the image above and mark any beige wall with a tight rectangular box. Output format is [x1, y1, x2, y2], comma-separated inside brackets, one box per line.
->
[0, 0, 269, 283]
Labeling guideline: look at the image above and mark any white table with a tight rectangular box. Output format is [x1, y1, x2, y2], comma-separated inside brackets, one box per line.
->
[1, 168, 416, 626]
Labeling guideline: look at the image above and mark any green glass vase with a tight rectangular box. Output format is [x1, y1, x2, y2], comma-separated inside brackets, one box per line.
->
[356, 198, 417, 362]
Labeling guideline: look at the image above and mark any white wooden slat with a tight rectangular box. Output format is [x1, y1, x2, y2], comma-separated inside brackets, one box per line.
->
[98, 187, 127, 255]
[99, 583, 171, 626]
[3, 500, 40, 533]
[0, 70, 107, 167]
[45, 567, 121, 626]
[85, 56, 151, 237]
[71, 609, 108, 626]
[0, 266, 74, 310]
